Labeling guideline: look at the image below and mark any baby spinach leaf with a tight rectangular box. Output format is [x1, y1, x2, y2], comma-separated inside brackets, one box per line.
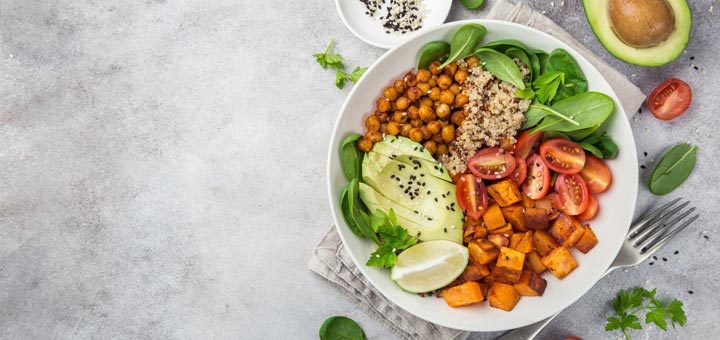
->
[579, 142, 604, 158]
[521, 104, 546, 129]
[319, 316, 366, 340]
[525, 103, 580, 127]
[346, 179, 380, 244]
[533, 49, 548, 74]
[532, 71, 565, 104]
[418, 41, 451, 69]
[439, 24, 487, 69]
[544, 49, 588, 103]
[340, 185, 363, 237]
[505, 47, 531, 75]
[475, 48, 525, 89]
[599, 134, 618, 158]
[460, 0, 485, 10]
[482, 39, 540, 79]
[649, 144, 697, 195]
[339, 133, 362, 180]
[566, 124, 601, 141]
[532, 92, 615, 133]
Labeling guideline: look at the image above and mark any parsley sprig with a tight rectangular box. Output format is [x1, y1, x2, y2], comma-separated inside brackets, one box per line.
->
[605, 287, 687, 340]
[314, 39, 367, 89]
[366, 209, 417, 268]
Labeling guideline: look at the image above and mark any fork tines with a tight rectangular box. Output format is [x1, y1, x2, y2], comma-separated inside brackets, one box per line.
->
[627, 198, 699, 254]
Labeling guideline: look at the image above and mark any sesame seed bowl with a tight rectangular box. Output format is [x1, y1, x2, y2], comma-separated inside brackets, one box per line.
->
[327, 20, 638, 332]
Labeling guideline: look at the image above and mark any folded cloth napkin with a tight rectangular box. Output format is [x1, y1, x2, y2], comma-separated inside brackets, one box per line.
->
[309, 1, 646, 339]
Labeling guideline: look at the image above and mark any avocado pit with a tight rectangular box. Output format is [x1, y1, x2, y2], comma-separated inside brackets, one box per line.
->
[608, 0, 676, 48]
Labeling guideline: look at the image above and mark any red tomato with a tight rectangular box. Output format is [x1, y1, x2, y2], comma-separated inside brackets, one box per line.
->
[522, 154, 551, 199]
[647, 78, 692, 120]
[577, 195, 598, 221]
[539, 139, 586, 174]
[509, 156, 527, 185]
[514, 130, 544, 159]
[579, 155, 612, 193]
[468, 147, 517, 180]
[555, 174, 589, 216]
[455, 174, 488, 220]
[563, 337, 583, 340]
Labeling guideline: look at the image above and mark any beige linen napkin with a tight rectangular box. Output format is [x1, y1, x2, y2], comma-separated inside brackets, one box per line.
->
[309, 1, 646, 339]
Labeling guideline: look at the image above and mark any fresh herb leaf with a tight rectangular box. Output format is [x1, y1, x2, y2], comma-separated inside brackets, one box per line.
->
[418, 41, 451, 69]
[605, 287, 687, 340]
[336, 67, 367, 89]
[667, 299, 687, 327]
[475, 48, 525, 89]
[526, 103, 580, 127]
[649, 143, 697, 195]
[366, 244, 399, 268]
[319, 316, 366, 340]
[314, 39, 344, 70]
[340, 133, 362, 180]
[439, 24, 487, 69]
[460, 0, 485, 10]
[366, 209, 417, 268]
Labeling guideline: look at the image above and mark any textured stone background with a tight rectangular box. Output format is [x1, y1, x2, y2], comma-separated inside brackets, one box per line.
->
[1, 0, 718, 339]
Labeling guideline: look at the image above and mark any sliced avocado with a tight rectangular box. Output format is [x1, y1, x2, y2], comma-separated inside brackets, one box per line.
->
[375, 136, 435, 162]
[369, 143, 451, 181]
[359, 183, 462, 243]
[583, 0, 691, 66]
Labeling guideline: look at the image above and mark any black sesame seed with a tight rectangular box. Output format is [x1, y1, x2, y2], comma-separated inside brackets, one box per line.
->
[641, 165, 646, 169]
[662, 257, 667, 262]
[443, 228, 447, 233]
[690, 56, 695, 60]
[649, 262, 654, 265]
[703, 235, 710, 240]
[643, 151, 648, 157]
[653, 256, 657, 260]
[688, 290, 694, 294]
[693, 66, 699, 70]
[674, 250, 679, 255]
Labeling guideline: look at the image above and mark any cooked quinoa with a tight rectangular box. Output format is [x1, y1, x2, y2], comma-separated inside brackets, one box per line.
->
[441, 59, 531, 175]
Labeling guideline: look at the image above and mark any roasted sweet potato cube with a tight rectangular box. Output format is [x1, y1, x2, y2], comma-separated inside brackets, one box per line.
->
[478, 282, 489, 300]
[488, 234, 510, 248]
[474, 225, 489, 238]
[492, 247, 525, 283]
[487, 180, 522, 207]
[509, 231, 534, 253]
[462, 262, 490, 281]
[501, 205, 526, 231]
[575, 225, 598, 253]
[483, 203, 506, 230]
[534, 193, 560, 220]
[513, 270, 547, 296]
[541, 247, 578, 279]
[489, 223, 513, 235]
[524, 207, 550, 230]
[533, 230, 558, 256]
[488, 282, 520, 311]
[525, 251, 546, 274]
[550, 214, 585, 247]
[469, 240, 500, 264]
[521, 193, 535, 208]
[442, 281, 485, 307]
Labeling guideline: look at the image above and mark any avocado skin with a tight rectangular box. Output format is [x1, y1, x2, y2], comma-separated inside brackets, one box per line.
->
[583, 0, 692, 67]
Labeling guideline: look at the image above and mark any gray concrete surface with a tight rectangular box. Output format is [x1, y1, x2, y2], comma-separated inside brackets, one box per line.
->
[1, 0, 718, 339]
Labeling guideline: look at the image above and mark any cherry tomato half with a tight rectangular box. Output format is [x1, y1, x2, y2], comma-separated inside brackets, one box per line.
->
[647, 78, 692, 120]
[455, 174, 488, 220]
[514, 130, 545, 159]
[579, 155, 612, 193]
[540, 139, 586, 174]
[509, 156, 527, 185]
[576, 194, 598, 221]
[523, 154, 551, 199]
[468, 147, 517, 180]
[555, 173, 589, 216]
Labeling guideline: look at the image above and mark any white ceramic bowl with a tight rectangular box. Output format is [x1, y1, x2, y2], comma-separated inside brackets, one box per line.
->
[335, 0, 452, 49]
[326, 20, 638, 332]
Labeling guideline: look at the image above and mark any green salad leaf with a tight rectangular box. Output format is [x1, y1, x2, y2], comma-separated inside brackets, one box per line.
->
[340, 133, 362, 180]
[417, 41, 451, 69]
[475, 48, 525, 89]
[460, 0, 485, 10]
[544, 49, 588, 103]
[345, 178, 380, 244]
[320, 316, 366, 340]
[649, 143, 697, 195]
[530, 92, 615, 133]
[439, 24, 487, 69]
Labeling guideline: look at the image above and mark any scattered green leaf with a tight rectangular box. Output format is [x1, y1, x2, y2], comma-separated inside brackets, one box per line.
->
[336, 67, 367, 89]
[319, 316, 366, 340]
[460, 0, 485, 10]
[649, 143, 697, 195]
[314, 39, 344, 70]
[605, 287, 687, 340]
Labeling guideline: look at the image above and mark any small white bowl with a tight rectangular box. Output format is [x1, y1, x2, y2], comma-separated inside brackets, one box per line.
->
[327, 20, 639, 332]
[335, 0, 453, 49]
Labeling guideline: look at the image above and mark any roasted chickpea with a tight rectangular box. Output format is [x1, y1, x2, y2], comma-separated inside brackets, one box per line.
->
[449, 84, 461, 95]
[410, 118, 423, 128]
[407, 105, 420, 120]
[428, 75, 438, 87]
[416, 69, 431, 83]
[395, 96, 410, 110]
[404, 72, 417, 87]
[409, 128, 423, 142]
[393, 80, 406, 94]
[437, 143, 449, 156]
[432, 133, 443, 143]
[466, 55, 478, 68]
[377, 98, 391, 113]
[454, 93, 469, 107]
[383, 87, 398, 101]
[418, 106, 436, 122]
[439, 90, 455, 105]
[386, 122, 401, 136]
[419, 97, 433, 107]
[392, 110, 408, 123]
[429, 61, 442, 75]
[380, 123, 387, 134]
[357, 138, 373, 153]
[441, 125, 456, 143]
[426, 120, 442, 134]
[428, 87, 441, 101]
[443, 63, 458, 77]
[454, 69, 468, 84]
[451, 111, 465, 126]
[366, 115, 381, 132]
[406, 87, 421, 101]
[421, 126, 433, 140]
[366, 131, 382, 143]
[436, 103, 451, 118]
[376, 111, 390, 123]
[416, 82, 431, 93]
[437, 74, 452, 90]
[423, 140, 438, 155]
[400, 124, 412, 137]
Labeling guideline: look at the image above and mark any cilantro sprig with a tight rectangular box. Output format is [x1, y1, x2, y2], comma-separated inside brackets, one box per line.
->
[314, 39, 367, 89]
[605, 287, 687, 340]
[366, 209, 417, 268]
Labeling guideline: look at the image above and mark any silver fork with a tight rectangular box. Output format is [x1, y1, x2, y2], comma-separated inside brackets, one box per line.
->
[496, 198, 699, 340]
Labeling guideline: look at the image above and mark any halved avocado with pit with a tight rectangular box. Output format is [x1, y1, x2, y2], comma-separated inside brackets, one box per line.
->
[583, 0, 692, 66]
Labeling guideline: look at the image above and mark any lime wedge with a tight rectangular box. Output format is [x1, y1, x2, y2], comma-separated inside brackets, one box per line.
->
[391, 240, 469, 293]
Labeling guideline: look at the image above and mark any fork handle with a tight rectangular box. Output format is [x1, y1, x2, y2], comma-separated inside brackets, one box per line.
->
[494, 265, 623, 340]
